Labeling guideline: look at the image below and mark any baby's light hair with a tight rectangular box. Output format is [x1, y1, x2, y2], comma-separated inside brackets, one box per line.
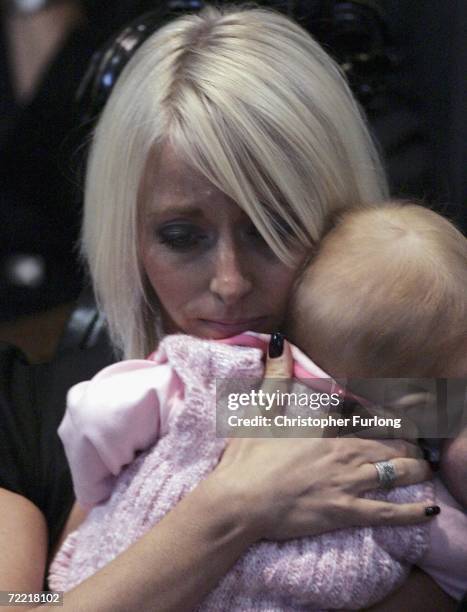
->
[288, 203, 467, 377]
[82, 5, 387, 358]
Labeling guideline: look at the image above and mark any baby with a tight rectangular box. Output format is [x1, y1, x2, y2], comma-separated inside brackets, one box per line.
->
[287, 202, 467, 506]
[49, 203, 467, 609]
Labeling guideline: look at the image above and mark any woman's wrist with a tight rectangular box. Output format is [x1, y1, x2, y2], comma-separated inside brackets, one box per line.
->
[200, 467, 263, 546]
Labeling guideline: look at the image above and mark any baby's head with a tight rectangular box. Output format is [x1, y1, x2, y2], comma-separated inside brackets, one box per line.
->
[287, 202, 467, 378]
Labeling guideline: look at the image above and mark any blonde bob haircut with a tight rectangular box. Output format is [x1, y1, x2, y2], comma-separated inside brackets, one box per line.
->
[82, 4, 388, 358]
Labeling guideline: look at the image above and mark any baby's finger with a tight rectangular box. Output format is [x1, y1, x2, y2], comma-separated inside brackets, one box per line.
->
[350, 497, 439, 527]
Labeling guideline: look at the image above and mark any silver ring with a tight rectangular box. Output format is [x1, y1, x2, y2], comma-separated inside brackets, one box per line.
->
[374, 460, 397, 489]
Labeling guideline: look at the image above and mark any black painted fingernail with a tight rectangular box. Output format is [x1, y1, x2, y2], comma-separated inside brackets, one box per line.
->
[424, 505, 440, 517]
[269, 332, 284, 358]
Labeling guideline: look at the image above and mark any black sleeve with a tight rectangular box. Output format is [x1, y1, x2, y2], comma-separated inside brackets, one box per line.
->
[0, 343, 42, 507]
[0, 341, 115, 552]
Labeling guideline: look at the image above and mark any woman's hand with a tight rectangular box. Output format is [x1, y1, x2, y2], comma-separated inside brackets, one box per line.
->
[212, 334, 435, 541]
[216, 436, 433, 541]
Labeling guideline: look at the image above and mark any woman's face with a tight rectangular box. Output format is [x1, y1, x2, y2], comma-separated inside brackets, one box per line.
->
[139, 144, 306, 339]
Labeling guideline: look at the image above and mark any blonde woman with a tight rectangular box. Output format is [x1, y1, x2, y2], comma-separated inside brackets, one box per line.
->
[0, 6, 452, 611]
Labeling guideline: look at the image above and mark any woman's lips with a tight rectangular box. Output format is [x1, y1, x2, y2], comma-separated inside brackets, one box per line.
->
[199, 317, 268, 336]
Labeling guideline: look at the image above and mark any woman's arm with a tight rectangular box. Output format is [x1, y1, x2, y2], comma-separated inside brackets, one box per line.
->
[0, 489, 47, 596]
[56, 475, 260, 611]
[3, 476, 258, 612]
[0, 453, 449, 612]
[1, 340, 439, 611]
[1, 439, 444, 612]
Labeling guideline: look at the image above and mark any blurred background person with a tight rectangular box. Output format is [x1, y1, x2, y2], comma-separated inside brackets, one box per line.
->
[0, 0, 168, 359]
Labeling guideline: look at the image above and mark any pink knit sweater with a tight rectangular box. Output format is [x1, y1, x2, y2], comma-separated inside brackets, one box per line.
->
[49, 334, 433, 610]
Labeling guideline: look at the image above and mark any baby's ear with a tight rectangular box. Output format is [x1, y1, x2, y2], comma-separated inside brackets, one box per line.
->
[347, 381, 436, 441]
[388, 390, 436, 411]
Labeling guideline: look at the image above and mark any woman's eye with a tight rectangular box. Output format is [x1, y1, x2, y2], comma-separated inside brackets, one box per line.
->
[157, 226, 205, 251]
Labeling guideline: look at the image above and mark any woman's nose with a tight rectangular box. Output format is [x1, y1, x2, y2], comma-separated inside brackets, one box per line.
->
[209, 246, 253, 304]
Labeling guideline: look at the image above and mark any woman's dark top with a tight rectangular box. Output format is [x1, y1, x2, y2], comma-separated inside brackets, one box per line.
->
[0, 341, 114, 551]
